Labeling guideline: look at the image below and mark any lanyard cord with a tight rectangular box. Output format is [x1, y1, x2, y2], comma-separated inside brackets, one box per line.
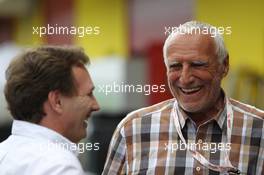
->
[172, 99, 240, 174]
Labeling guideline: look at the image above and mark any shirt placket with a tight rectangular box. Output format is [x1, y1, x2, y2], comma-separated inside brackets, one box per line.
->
[193, 124, 210, 175]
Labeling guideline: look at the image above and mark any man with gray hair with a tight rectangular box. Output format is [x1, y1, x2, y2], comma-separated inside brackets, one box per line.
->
[103, 21, 264, 175]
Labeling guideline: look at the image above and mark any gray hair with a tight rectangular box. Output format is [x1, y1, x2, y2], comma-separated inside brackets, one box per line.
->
[163, 21, 228, 66]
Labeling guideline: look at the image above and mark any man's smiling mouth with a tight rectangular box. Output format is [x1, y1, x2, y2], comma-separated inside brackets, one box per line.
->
[179, 86, 202, 94]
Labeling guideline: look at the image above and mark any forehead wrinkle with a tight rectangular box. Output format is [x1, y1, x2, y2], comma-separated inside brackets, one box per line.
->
[167, 34, 217, 63]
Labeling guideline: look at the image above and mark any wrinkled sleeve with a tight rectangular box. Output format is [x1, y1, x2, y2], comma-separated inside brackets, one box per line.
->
[102, 126, 127, 175]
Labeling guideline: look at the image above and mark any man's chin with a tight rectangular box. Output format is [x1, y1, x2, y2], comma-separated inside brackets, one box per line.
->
[179, 102, 204, 113]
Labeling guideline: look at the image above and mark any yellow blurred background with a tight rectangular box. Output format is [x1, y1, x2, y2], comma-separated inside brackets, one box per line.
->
[2, 0, 263, 109]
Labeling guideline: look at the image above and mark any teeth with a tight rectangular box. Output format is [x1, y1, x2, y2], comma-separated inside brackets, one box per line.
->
[181, 87, 201, 93]
[84, 120, 89, 124]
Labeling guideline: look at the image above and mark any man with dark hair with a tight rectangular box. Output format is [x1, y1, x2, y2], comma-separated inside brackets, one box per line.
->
[103, 21, 264, 175]
[0, 46, 100, 174]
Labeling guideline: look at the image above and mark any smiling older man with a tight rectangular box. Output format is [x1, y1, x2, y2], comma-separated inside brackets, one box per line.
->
[102, 21, 264, 175]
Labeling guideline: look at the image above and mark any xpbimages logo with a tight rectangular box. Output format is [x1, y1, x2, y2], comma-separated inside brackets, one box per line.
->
[164, 140, 231, 154]
[164, 25, 232, 37]
[98, 82, 166, 96]
[32, 24, 100, 37]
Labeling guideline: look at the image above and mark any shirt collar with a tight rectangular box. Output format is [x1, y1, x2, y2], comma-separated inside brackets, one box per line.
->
[176, 90, 227, 130]
[11, 120, 79, 155]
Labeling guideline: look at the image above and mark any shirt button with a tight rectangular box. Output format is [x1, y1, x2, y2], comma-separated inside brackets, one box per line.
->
[196, 166, 201, 172]
[198, 139, 203, 143]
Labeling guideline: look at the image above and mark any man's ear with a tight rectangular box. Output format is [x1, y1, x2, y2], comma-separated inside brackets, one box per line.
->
[47, 90, 63, 114]
[222, 54, 229, 77]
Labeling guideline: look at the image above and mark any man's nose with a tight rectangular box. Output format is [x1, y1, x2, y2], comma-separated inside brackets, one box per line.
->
[179, 65, 194, 86]
[92, 98, 100, 111]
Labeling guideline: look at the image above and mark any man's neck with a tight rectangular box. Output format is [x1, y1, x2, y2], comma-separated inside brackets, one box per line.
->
[183, 93, 225, 127]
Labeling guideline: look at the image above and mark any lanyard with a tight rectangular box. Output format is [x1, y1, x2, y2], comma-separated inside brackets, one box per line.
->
[172, 99, 241, 174]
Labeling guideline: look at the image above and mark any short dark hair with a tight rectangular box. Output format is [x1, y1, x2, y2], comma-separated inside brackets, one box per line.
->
[4, 45, 90, 123]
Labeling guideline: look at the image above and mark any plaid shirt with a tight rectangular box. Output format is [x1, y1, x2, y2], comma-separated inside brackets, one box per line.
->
[102, 97, 264, 175]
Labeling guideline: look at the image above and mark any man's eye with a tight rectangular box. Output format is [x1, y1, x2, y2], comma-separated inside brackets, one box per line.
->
[87, 92, 94, 97]
[191, 61, 208, 67]
[169, 63, 182, 69]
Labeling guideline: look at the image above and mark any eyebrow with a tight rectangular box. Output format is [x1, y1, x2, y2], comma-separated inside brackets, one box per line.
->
[191, 60, 209, 65]
[168, 60, 209, 64]
[168, 60, 180, 65]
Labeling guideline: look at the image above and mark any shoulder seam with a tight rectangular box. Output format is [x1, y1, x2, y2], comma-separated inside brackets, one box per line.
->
[117, 99, 174, 129]
[232, 105, 264, 120]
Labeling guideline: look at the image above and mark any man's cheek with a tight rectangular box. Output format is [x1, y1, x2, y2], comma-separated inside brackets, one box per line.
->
[168, 73, 179, 87]
[76, 100, 89, 109]
[170, 81, 178, 90]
